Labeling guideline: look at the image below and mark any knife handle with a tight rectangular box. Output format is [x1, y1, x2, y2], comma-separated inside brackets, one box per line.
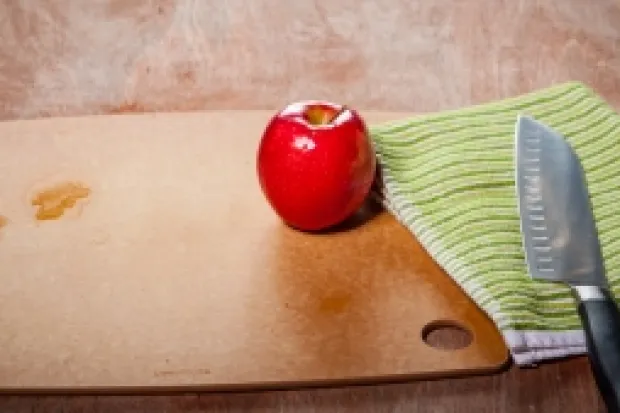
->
[574, 286, 620, 413]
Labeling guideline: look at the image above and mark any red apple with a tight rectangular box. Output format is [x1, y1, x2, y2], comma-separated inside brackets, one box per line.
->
[256, 100, 377, 231]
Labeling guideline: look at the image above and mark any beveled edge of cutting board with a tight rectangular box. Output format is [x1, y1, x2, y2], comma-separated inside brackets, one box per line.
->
[0, 358, 512, 395]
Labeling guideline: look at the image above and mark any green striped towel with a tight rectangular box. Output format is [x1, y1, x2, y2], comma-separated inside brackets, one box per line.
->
[368, 81, 620, 365]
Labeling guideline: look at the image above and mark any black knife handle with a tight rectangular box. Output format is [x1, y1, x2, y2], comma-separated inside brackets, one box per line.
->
[575, 286, 620, 413]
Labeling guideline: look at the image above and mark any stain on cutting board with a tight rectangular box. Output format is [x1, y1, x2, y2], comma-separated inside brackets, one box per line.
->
[269, 220, 382, 374]
[31, 181, 91, 221]
[0, 215, 7, 230]
[318, 291, 352, 314]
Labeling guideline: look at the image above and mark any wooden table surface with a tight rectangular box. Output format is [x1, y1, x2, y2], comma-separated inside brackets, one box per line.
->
[0, 0, 619, 411]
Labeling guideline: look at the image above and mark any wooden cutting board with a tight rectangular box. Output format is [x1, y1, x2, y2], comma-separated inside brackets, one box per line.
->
[0, 110, 509, 393]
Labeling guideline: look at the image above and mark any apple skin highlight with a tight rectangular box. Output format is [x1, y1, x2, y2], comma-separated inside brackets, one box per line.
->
[257, 100, 377, 232]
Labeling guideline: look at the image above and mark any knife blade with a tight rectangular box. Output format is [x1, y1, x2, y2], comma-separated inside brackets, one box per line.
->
[515, 115, 620, 412]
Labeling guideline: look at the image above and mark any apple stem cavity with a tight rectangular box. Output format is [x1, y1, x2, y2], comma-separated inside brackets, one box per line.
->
[305, 106, 349, 126]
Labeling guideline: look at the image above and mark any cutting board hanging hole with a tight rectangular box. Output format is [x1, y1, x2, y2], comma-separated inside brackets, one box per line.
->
[422, 320, 473, 351]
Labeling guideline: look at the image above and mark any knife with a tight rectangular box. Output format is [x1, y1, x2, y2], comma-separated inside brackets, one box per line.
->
[515, 115, 620, 412]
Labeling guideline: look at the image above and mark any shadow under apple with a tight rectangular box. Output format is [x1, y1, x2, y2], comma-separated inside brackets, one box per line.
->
[290, 164, 387, 235]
